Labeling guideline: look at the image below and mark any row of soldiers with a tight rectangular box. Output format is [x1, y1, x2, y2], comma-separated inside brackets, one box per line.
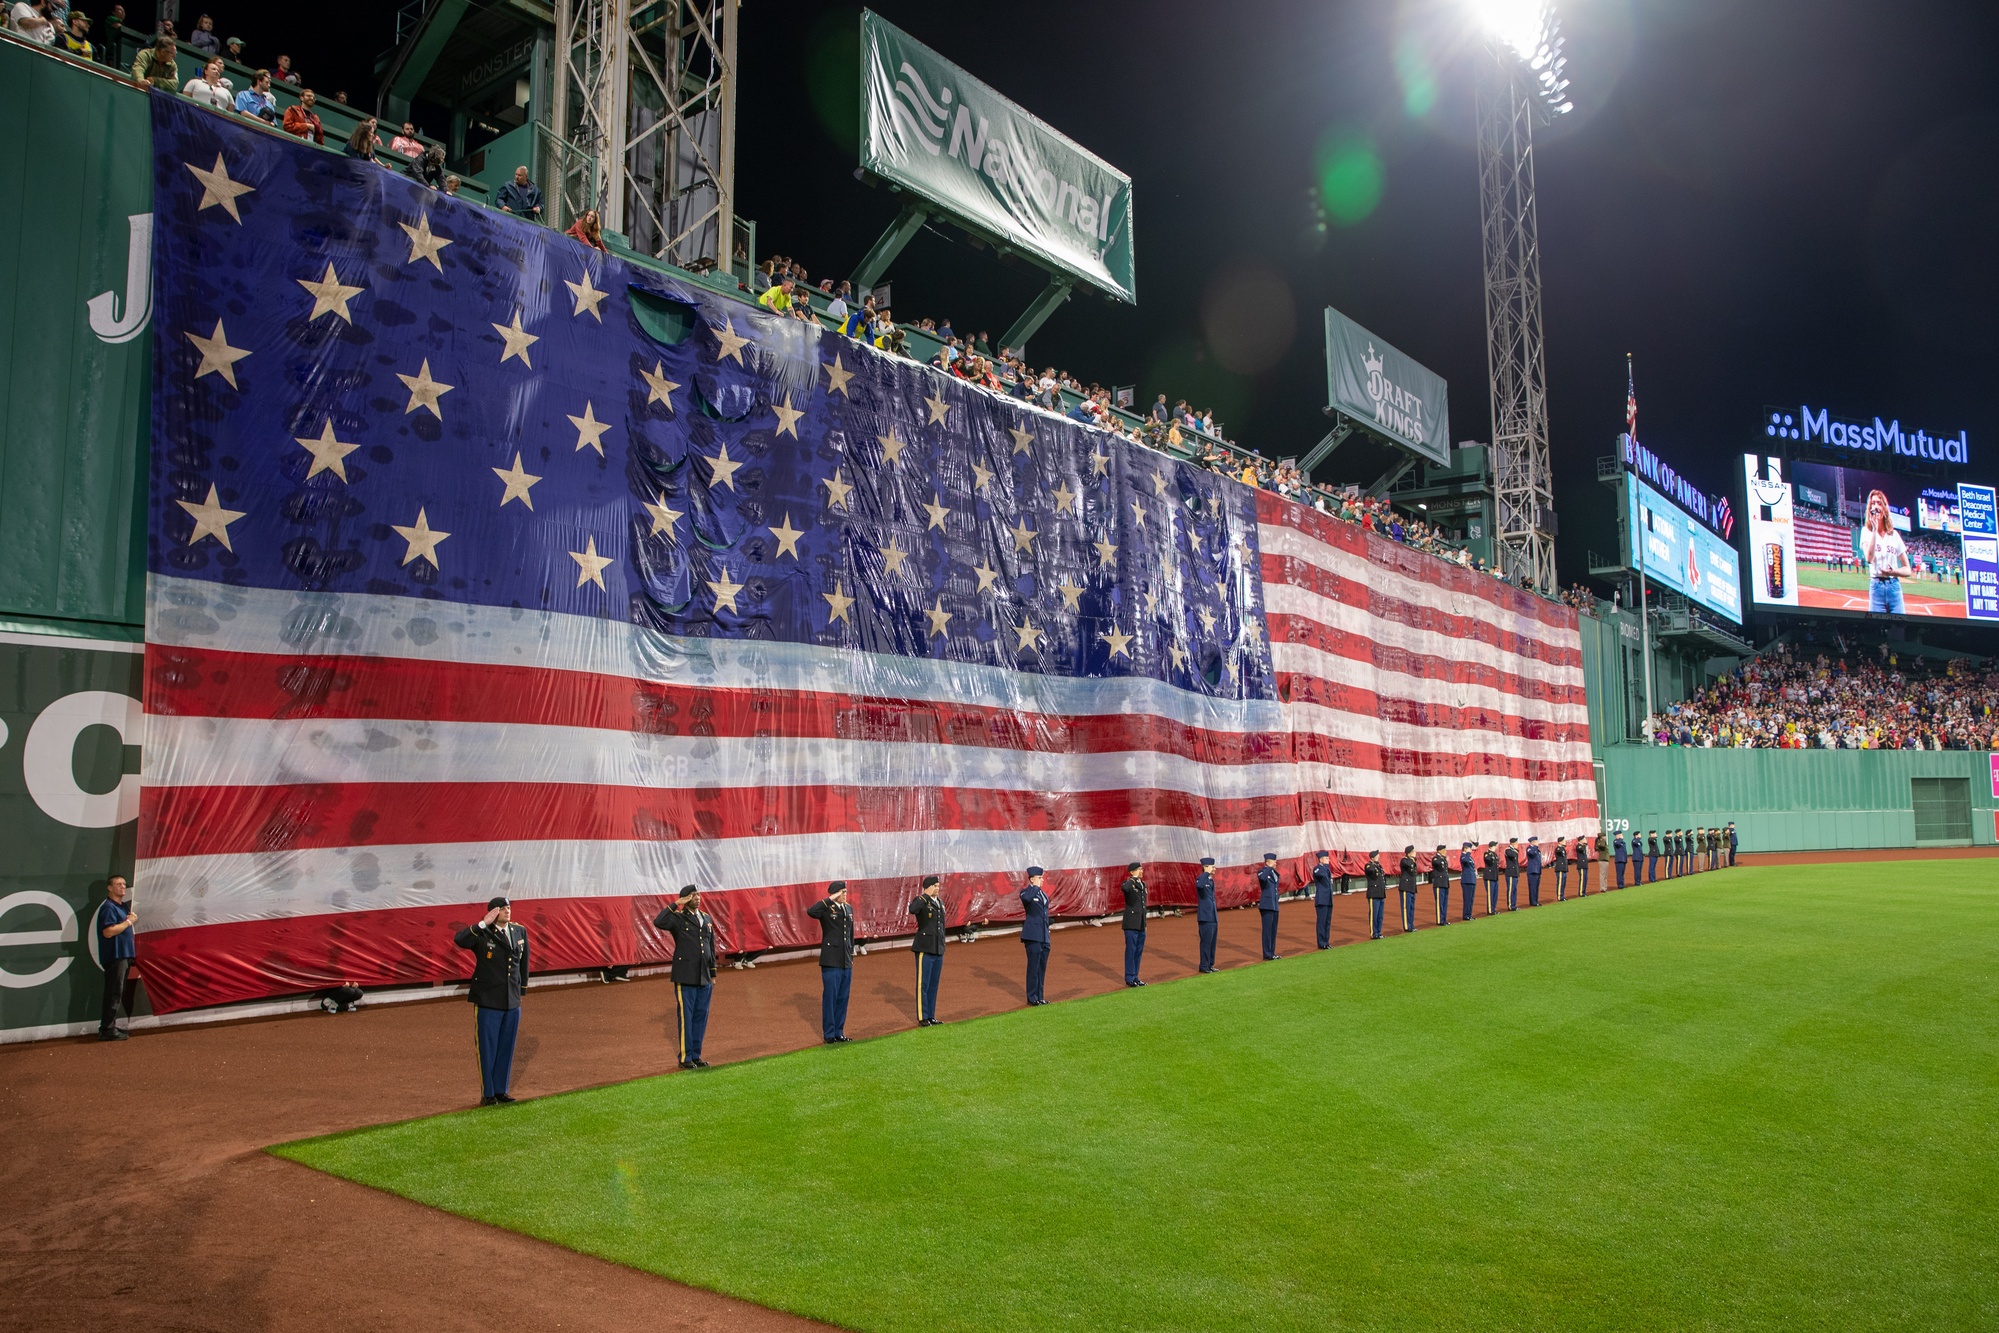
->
[451, 824, 1738, 1101]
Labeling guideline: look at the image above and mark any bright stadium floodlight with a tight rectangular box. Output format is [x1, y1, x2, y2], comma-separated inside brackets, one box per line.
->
[1469, 0, 1573, 115]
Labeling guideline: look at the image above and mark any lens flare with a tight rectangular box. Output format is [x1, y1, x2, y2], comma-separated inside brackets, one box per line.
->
[1314, 131, 1385, 226]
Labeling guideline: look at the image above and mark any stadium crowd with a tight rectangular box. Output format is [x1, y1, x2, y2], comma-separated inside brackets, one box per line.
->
[1645, 641, 1999, 750]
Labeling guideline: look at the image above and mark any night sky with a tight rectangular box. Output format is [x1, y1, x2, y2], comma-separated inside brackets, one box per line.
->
[212, 0, 1999, 589]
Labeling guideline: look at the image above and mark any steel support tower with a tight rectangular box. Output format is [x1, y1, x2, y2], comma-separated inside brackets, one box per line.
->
[550, 0, 738, 270]
[1476, 48, 1556, 594]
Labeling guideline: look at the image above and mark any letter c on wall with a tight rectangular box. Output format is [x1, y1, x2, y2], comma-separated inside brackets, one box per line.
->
[23, 691, 142, 829]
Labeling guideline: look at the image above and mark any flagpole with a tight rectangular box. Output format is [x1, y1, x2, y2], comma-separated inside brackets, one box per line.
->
[1627, 354, 1656, 742]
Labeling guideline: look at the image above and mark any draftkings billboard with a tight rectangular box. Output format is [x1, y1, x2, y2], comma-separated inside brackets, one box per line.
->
[0, 631, 144, 1040]
[1323, 307, 1450, 467]
[859, 10, 1135, 303]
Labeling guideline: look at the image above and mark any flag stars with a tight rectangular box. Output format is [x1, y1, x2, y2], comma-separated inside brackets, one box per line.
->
[1099, 626, 1135, 659]
[571, 536, 616, 589]
[705, 442, 743, 491]
[396, 359, 453, 418]
[568, 401, 613, 455]
[185, 152, 254, 222]
[1014, 619, 1046, 653]
[185, 320, 250, 387]
[767, 514, 804, 559]
[878, 428, 908, 465]
[1152, 471, 1171, 497]
[706, 564, 745, 612]
[823, 468, 853, 510]
[1055, 574, 1085, 612]
[294, 421, 359, 481]
[298, 261, 365, 322]
[971, 559, 1000, 593]
[1130, 499, 1147, 529]
[644, 495, 683, 536]
[924, 392, 951, 425]
[1197, 606, 1218, 635]
[824, 354, 855, 396]
[923, 494, 952, 531]
[925, 597, 953, 639]
[1050, 481, 1077, 515]
[493, 454, 542, 509]
[1008, 426, 1035, 455]
[1009, 518, 1038, 554]
[399, 212, 452, 270]
[392, 508, 450, 568]
[971, 461, 995, 493]
[492, 310, 539, 366]
[1242, 617, 1265, 647]
[823, 581, 856, 627]
[1093, 537, 1119, 567]
[881, 539, 910, 577]
[176, 484, 245, 550]
[772, 395, 804, 438]
[1090, 449, 1111, 478]
[641, 361, 680, 410]
[564, 269, 608, 320]
[712, 315, 751, 363]
[1167, 641, 1189, 670]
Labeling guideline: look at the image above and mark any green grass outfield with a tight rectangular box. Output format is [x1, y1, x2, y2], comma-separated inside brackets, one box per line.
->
[278, 864, 1999, 1332]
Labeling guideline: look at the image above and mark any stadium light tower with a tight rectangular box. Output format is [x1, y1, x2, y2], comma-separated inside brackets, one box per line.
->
[1471, 0, 1571, 594]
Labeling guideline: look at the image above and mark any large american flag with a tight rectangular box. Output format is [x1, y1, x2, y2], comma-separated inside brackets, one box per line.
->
[137, 98, 1596, 1013]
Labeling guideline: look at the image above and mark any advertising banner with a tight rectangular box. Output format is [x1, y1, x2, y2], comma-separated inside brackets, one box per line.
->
[1743, 454, 1797, 607]
[1323, 308, 1450, 466]
[1960, 483, 1998, 624]
[860, 11, 1135, 303]
[1628, 476, 1742, 622]
[0, 631, 144, 1041]
[1753, 459, 1981, 620]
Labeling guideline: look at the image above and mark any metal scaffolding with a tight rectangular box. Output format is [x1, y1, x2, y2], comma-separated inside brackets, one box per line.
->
[1476, 46, 1556, 595]
[549, 0, 738, 270]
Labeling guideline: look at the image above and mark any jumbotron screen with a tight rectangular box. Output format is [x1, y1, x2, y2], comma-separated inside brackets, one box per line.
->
[1742, 454, 1999, 622]
[1628, 474, 1743, 623]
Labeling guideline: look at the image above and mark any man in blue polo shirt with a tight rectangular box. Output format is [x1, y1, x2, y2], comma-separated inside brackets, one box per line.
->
[95, 874, 137, 1041]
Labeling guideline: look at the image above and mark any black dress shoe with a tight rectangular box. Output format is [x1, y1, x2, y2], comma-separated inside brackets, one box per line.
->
[835, 1035, 853, 1042]
[495, 1093, 517, 1104]
[1135, 980, 1147, 986]
[693, 1058, 711, 1068]
[99, 1029, 129, 1041]
[678, 1061, 694, 1071]
[480, 1095, 498, 1106]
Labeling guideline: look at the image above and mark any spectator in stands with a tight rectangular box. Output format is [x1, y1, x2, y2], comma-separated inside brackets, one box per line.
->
[274, 52, 297, 83]
[182, 56, 234, 111]
[414, 142, 446, 189]
[234, 68, 276, 123]
[185, 10, 216, 53]
[841, 294, 873, 339]
[223, 34, 243, 62]
[333, 90, 349, 105]
[388, 121, 423, 160]
[443, 174, 461, 196]
[824, 281, 850, 327]
[282, 87, 324, 143]
[758, 275, 794, 313]
[9, 0, 55, 43]
[495, 165, 543, 221]
[99, 4, 123, 64]
[131, 33, 177, 89]
[345, 116, 380, 162]
[59, 7, 92, 57]
[566, 208, 609, 252]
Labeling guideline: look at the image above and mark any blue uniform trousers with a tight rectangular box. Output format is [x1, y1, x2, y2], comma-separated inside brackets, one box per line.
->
[1579, 861, 1590, 894]
[1434, 884, 1449, 925]
[1647, 853, 1658, 882]
[915, 952, 943, 1022]
[1461, 879, 1476, 921]
[1368, 897, 1384, 939]
[1259, 909, 1279, 959]
[1526, 870, 1541, 907]
[1400, 891, 1418, 933]
[675, 982, 712, 1064]
[1314, 902, 1332, 949]
[1023, 941, 1049, 1004]
[1123, 928, 1145, 984]
[820, 965, 851, 1041]
[475, 1005, 519, 1099]
[1197, 920, 1218, 971]
[1615, 857, 1627, 888]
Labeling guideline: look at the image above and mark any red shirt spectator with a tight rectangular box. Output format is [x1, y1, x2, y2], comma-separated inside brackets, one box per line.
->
[566, 209, 609, 252]
[283, 89, 324, 145]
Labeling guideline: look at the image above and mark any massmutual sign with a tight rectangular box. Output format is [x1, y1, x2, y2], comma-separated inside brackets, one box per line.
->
[860, 11, 1135, 303]
[1766, 405, 1970, 466]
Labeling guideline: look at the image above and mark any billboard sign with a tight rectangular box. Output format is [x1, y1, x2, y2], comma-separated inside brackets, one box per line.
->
[1323, 307, 1450, 466]
[1744, 454, 1797, 607]
[860, 11, 1135, 303]
[1960, 482, 1998, 624]
[1764, 405, 1970, 466]
[1629, 475, 1743, 622]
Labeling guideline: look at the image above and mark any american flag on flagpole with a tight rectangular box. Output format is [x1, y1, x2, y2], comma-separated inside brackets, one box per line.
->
[135, 98, 1597, 1014]
[1625, 353, 1639, 446]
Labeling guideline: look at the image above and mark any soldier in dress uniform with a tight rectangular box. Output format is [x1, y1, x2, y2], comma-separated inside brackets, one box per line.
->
[1524, 835, 1544, 907]
[1429, 845, 1451, 925]
[1019, 866, 1051, 1005]
[1726, 821, 1738, 867]
[1551, 835, 1569, 901]
[653, 885, 719, 1069]
[1256, 852, 1282, 960]
[1613, 829, 1628, 888]
[909, 874, 947, 1025]
[1398, 846, 1420, 933]
[1364, 851, 1387, 939]
[805, 880, 856, 1043]
[1458, 841, 1478, 921]
[1503, 837, 1522, 911]
[1586, 831, 1604, 893]
[1120, 862, 1148, 987]
[1194, 857, 1219, 972]
[453, 895, 529, 1105]
[1311, 851, 1336, 950]
[1647, 829, 1661, 883]
[1482, 840, 1501, 916]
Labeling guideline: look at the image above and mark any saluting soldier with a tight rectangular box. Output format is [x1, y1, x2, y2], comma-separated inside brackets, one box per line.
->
[1726, 820, 1738, 867]
[1482, 840, 1502, 916]
[654, 886, 720, 1068]
[1524, 836, 1544, 907]
[1194, 857, 1219, 973]
[1586, 832, 1603, 894]
[1429, 845, 1451, 925]
[1552, 835, 1569, 901]
[805, 880, 856, 1043]
[909, 874, 947, 1025]
[1020, 866, 1051, 1005]
[1311, 851, 1336, 950]
[1458, 841, 1478, 921]
[1120, 862, 1148, 987]
[1364, 851, 1387, 939]
[1613, 829, 1628, 889]
[1647, 829, 1661, 883]
[1503, 837, 1522, 911]
[453, 895, 529, 1105]
[1256, 852, 1282, 960]
[1398, 846, 1420, 933]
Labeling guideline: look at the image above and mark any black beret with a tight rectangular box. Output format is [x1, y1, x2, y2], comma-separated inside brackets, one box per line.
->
[828, 880, 847, 894]
[1436, 844, 1446, 851]
[1126, 861, 1142, 873]
[677, 884, 699, 899]
[1405, 845, 1415, 853]
[1026, 865, 1044, 877]
[921, 874, 940, 888]
[486, 895, 509, 910]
